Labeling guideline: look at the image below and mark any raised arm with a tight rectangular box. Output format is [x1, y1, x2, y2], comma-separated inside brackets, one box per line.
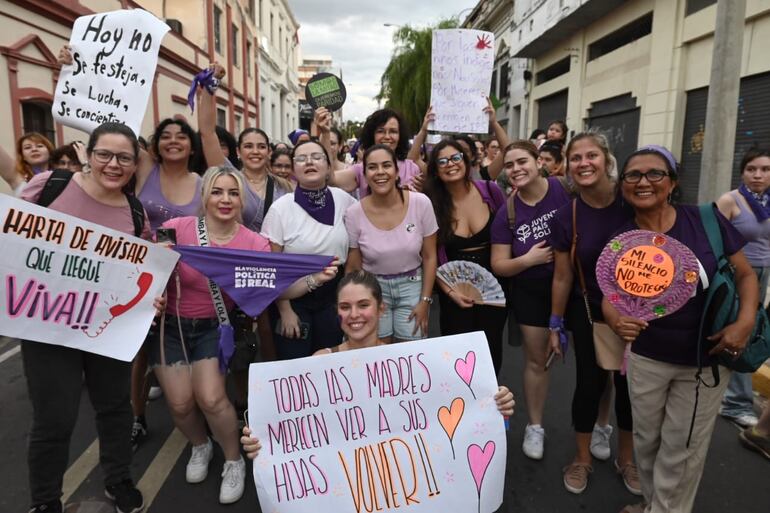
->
[0, 144, 21, 191]
[197, 64, 227, 168]
[407, 107, 434, 174]
[485, 98, 509, 181]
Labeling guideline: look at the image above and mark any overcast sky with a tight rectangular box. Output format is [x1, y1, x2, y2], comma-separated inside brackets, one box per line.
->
[288, 0, 478, 122]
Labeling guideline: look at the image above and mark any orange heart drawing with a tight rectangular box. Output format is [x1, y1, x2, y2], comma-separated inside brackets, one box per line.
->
[438, 397, 465, 440]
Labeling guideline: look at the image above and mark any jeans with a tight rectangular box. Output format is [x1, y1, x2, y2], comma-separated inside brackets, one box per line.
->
[22, 340, 133, 506]
[377, 270, 423, 340]
[720, 265, 769, 417]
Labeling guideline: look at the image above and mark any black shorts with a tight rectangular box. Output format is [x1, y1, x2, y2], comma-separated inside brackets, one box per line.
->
[510, 277, 552, 328]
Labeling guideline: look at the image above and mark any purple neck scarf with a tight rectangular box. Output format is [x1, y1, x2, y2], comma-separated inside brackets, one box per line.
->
[294, 186, 335, 226]
[187, 68, 220, 113]
[739, 183, 770, 222]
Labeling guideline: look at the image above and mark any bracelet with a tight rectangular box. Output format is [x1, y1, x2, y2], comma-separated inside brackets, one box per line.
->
[548, 314, 565, 331]
[421, 296, 434, 304]
[305, 274, 319, 292]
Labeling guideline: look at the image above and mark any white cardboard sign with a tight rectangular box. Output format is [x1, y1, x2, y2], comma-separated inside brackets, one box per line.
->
[430, 29, 495, 134]
[0, 194, 178, 361]
[248, 332, 506, 513]
[53, 9, 169, 136]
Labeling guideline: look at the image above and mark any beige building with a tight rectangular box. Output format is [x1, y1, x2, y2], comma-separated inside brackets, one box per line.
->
[512, 0, 770, 202]
[0, 0, 262, 169]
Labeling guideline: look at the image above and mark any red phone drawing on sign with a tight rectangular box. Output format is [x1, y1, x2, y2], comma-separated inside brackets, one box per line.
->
[109, 272, 153, 318]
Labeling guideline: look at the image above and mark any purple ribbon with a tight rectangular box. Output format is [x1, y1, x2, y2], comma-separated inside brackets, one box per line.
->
[549, 314, 569, 356]
[217, 323, 235, 374]
[187, 68, 220, 113]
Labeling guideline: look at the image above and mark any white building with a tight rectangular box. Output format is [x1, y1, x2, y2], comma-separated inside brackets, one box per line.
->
[254, 0, 300, 143]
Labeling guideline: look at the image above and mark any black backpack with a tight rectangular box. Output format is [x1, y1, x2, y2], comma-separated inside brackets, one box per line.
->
[37, 169, 146, 237]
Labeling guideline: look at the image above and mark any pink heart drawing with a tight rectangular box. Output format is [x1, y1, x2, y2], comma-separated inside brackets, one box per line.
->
[467, 441, 496, 495]
[455, 351, 477, 398]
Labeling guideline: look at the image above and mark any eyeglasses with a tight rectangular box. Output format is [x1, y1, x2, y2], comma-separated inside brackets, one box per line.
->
[620, 169, 669, 184]
[293, 152, 326, 165]
[91, 149, 135, 166]
[437, 153, 464, 168]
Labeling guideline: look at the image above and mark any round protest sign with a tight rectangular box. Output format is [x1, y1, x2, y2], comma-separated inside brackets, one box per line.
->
[305, 73, 346, 112]
[596, 230, 700, 321]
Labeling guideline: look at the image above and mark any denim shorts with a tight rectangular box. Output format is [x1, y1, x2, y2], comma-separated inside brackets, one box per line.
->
[376, 269, 423, 340]
[148, 314, 220, 367]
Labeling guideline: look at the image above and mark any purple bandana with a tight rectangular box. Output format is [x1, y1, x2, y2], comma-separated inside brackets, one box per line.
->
[636, 145, 678, 174]
[294, 186, 335, 226]
[739, 183, 770, 222]
[187, 68, 220, 113]
[172, 246, 333, 316]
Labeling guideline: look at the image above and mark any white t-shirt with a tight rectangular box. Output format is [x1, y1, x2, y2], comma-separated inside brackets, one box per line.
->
[261, 186, 356, 263]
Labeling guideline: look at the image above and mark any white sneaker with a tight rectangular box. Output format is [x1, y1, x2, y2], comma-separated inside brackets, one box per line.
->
[522, 424, 545, 460]
[148, 386, 163, 401]
[590, 424, 613, 461]
[723, 412, 759, 428]
[219, 457, 246, 504]
[186, 438, 213, 483]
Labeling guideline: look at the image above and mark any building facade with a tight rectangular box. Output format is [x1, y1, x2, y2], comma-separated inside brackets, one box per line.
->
[254, 0, 300, 144]
[0, 0, 264, 160]
[511, 0, 770, 202]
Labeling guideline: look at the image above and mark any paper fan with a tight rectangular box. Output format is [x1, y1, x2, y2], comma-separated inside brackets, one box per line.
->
[437, 261, 506, 307]
[596, 230, 700, 321]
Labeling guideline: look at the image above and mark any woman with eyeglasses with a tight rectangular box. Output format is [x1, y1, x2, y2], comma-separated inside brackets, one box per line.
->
[490, 141, 572, 461]
[602, 146, 756, 513]
[344, 144, 438, 343]
[326, 107, 422, 196]
[714, 147, 770, 430]
[20, 123, 159, 513]
[268, 148, 293, 181]
[261, 140, 356, 359]
[424, 140, 508, 375]
[548, 132, 637, 497]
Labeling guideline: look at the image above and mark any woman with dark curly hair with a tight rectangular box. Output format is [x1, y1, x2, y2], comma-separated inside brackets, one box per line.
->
[327, 107, 422, 196]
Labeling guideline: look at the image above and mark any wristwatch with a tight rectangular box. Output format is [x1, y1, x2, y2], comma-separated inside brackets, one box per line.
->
[421, 296, 434, 304]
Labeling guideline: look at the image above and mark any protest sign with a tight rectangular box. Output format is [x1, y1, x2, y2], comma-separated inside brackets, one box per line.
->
[0, 195, 178, 361]
[305, 73, 347, 112]
[597, 230, 700, 320]
[173, 245, 333, 316]
[52, 9, 169, 136]
[430, 29, 495, 134]
[248, 332, 506, 513]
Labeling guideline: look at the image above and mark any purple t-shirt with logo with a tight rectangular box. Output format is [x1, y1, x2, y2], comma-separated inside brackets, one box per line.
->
[550, 194, 633, 312]
[491, 177, 572, 280]
[617, 205, 746, 367]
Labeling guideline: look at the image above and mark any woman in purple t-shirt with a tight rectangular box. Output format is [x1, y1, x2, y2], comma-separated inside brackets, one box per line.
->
[344, 144, 438, 342]
[490, 140, 571, 461]
[602, 146, 756, 513]
[548, 132, 637, 496]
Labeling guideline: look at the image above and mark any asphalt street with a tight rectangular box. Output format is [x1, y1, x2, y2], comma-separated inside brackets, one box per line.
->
[2, 312, 769, 513]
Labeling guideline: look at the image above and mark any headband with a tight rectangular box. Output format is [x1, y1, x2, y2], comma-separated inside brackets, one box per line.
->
[634, 144, 678, 174]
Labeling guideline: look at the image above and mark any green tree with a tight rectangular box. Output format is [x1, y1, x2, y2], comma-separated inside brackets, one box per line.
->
[377, 18, 458, 134]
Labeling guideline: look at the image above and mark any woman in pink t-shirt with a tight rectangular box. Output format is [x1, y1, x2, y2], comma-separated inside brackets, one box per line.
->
[148, 166, 270, 505]
[344, 144, 438, 342]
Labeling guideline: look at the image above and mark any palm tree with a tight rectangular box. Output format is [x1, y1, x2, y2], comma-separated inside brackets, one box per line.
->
[377, 19, 458, 133]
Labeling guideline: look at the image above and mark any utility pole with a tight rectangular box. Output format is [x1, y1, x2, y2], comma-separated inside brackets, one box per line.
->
[698, 0, 747, 202]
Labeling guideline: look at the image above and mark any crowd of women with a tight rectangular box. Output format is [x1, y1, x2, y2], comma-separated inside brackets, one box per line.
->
[2, 56, 769, 513]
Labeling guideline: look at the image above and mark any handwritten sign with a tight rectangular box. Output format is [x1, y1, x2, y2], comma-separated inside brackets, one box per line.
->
[52, 9, 169, 136]
[247, 332, 506, 513]
[0, 194, 178, 361]
[430, 29, 495, 134]
[305, 73, 347, 112]
[597, 230, 700, 320]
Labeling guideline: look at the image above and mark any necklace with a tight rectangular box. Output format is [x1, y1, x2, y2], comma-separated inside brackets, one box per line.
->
[208, 225, 238, 242]
[244, 171, 267, 188]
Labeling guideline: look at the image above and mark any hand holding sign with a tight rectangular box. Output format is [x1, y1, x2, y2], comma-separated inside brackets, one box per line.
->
[597, 230, 700, 321]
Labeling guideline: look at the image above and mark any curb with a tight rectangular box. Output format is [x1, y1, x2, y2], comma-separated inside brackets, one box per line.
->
[753, 363, 770, 399]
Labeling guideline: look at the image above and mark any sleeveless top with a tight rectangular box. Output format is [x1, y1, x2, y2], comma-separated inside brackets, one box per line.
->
[242, 176, 288, 232]
[445, 211, 496, 272]
[138, 164, 202, 232]
[730, 190, 770, 267]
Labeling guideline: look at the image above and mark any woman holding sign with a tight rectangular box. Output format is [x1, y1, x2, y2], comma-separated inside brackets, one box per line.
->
[240, 269, 516, 458]
[490, 140, 572, 461]
[715, 147, 770, 429]
[344, 144, 438, 342]
[548, 132, 637, 496]
[20, 122, 156, 513]
[601, 145, 757, 513]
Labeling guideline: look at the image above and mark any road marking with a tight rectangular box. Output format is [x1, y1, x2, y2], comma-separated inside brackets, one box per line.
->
[138, 428, 188, 509]
[0, 345, 20, 364]
[62, 439, 100, 503]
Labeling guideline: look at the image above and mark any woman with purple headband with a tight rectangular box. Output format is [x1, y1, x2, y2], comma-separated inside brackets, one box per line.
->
[602, 144, 757, 513]
[715, 148, 770, 431]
